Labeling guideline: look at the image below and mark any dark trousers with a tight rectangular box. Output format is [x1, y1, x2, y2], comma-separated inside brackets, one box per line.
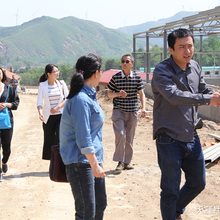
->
[42, 114, 61, 160]
[0, 122, 14, 172]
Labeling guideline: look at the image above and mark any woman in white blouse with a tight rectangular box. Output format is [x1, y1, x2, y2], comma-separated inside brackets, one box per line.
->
[37, 64, 69, 160]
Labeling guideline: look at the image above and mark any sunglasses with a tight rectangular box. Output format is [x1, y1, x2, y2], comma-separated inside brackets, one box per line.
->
[121, 60, 130, 64]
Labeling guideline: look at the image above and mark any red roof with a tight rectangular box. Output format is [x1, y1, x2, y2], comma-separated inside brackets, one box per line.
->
[3, 69, 20, 80]
[99, 69, 152, 86]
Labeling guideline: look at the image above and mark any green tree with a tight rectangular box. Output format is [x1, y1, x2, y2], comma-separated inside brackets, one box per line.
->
[20, 67, 44, 86]
[13, 61, 23, 72]
[150, 45, 163, 67]
[58, 64, 74, 84]
[104, 59, 121, 71]
[194, 36, 220, 66]
[135, 48, 145, 70]
[202, 36, 220, 66]
[105, 59, 116, 70]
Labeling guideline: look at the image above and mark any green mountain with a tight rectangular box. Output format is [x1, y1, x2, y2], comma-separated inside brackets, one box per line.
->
[0, 16, 144, 69]
[0, 11, 200, 69]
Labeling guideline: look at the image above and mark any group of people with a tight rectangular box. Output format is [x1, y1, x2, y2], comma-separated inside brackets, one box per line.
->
[1, 28, 220, 220]
[36, 53, 147, 219]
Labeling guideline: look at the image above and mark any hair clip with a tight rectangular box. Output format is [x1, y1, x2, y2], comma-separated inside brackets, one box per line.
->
[79, 70, 84, 74]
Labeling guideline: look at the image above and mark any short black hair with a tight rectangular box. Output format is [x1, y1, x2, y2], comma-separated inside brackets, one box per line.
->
[168, 28, 194, 50]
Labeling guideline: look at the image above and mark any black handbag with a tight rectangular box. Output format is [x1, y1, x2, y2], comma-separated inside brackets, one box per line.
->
[49, 145, 68, 183]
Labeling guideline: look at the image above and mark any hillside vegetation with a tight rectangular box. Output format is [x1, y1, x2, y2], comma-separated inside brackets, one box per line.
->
[0, 16, 143, 70]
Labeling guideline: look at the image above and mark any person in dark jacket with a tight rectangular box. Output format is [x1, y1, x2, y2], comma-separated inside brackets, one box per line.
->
[0, 68, 20, 181]
[151, 28, 220, 220]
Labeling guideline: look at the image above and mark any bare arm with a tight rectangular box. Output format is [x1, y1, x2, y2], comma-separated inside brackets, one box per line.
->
[139, 90, 147, 118]
[108, 89, 127, 98]
[50, 100, 66, 114]
[37, 106, 45, 121]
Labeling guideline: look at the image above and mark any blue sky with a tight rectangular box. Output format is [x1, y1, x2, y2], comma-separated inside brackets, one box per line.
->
[1, 0, 219, 29]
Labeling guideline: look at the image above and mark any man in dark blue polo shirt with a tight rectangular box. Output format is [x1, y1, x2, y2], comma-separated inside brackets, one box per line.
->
[107, 53, 147, 171]
[151, 28, 220, 220]
[10, 75, 18, 92]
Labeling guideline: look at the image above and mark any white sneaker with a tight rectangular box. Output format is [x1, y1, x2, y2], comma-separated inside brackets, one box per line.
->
[0, 173, 3, 182]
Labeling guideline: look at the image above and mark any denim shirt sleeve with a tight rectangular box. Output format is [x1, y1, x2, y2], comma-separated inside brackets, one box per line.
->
[71, 95, 95, 155]
[152, 63, 211, 107]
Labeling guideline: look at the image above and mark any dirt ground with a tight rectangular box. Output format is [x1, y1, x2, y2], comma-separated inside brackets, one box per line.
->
[1, 90, 220, 220]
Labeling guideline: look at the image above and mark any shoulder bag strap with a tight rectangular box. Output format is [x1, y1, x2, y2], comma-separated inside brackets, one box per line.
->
[4, 85, 10, 103]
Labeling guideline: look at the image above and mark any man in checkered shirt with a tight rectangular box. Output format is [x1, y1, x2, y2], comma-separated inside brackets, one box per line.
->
[107, 53, 147, 171]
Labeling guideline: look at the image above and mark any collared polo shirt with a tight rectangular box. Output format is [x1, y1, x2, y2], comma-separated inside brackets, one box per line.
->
[107, 70, 144, 112]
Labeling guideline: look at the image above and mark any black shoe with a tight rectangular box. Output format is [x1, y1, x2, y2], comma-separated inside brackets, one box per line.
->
[2, 164, 8, 173]
[116, 162, 124, 171]
[124, 163, 134, 170]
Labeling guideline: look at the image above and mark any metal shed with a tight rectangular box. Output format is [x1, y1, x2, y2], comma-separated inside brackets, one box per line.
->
[133, 6, 220, 83]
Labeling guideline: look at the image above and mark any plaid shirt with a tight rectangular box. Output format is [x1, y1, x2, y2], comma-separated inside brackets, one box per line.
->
[107, 70, 144, 112]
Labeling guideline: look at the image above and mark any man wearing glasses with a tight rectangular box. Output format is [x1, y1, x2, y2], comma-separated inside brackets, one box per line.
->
[107, 53, 147, 171]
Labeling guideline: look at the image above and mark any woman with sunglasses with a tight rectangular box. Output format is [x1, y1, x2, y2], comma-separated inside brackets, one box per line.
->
[60, 54, 107, 220]
[37, 64, 69, 160]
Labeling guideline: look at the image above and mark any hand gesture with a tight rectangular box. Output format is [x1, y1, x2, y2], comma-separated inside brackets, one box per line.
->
[119, 90, 127, 98]
[210, 91, 220, 107]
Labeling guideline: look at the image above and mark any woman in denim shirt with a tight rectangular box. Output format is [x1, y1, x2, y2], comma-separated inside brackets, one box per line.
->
[60, 54, 106, 220]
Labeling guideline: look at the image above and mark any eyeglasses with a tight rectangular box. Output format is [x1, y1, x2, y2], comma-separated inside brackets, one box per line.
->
[52, 70, 60, 73]
[121, 60, 130, 64]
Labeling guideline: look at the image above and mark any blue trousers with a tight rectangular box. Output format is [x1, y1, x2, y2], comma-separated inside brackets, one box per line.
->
[66, 163, 107, 220]
[156, 134, 206, 220]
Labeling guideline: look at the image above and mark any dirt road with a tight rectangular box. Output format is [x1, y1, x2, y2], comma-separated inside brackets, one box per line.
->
[0, 92, 220, 220]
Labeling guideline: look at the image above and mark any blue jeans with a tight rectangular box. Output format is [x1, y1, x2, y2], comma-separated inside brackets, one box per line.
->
[156, 134, 206, 220]
[65, 163, 107, 220]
